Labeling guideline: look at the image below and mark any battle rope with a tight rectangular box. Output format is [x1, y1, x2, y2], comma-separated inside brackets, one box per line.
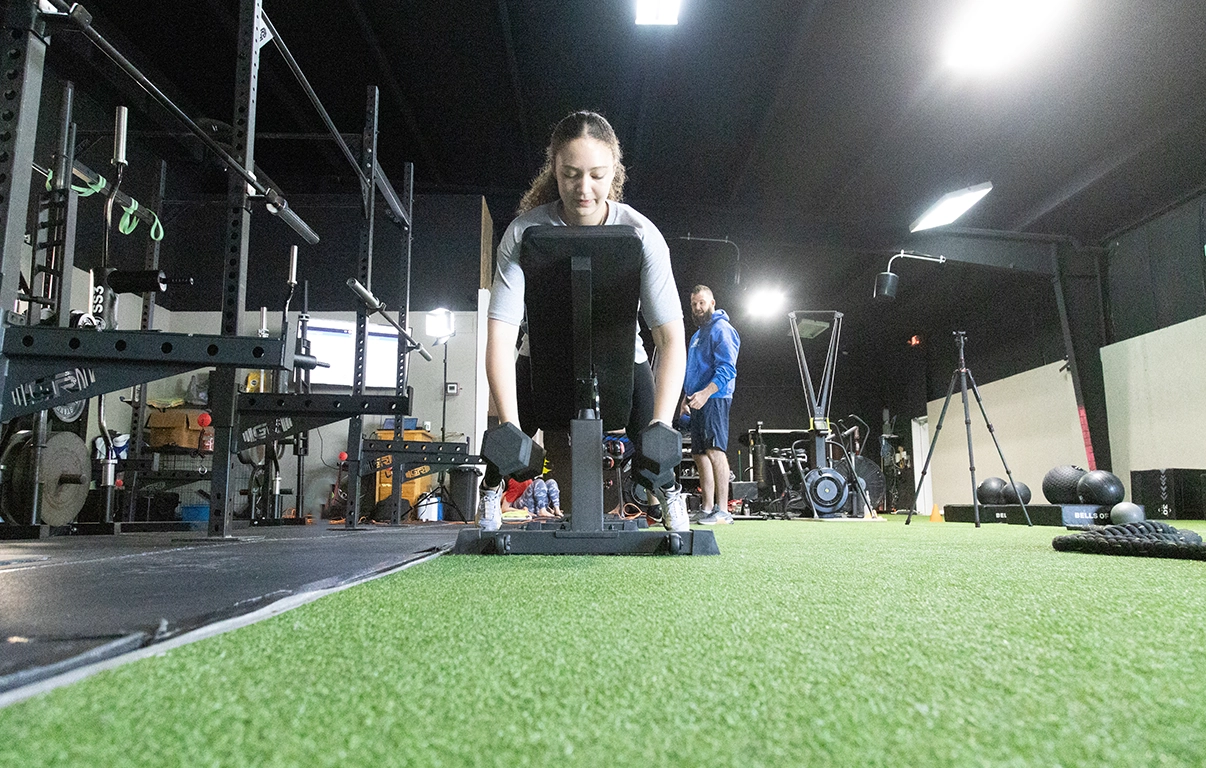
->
[1053, 521, 1206, 560]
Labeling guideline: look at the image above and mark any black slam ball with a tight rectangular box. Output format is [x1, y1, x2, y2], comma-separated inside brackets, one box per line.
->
[1110, 501, 1145, 525]
[1077, 470, 1126, 506]
[976, 477, 1007, 505]
[1042, 465, 1086, 504]
[1001, 481, 1032, 505]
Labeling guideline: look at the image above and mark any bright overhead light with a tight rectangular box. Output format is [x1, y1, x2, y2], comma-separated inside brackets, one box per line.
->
[747, 289, 786, 319]
[909, 182, 992, 232]
[636, 0, 680, 25]
[944, 0, 1075, 73]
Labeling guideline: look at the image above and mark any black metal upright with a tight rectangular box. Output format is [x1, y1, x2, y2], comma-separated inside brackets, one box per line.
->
[125, 159, 167, 522]
[397, 163, 414, 398]
[32, 82, 80, 329]
[208, 0, 264, 538]
[343, 86, 380, 530]
[0, 1, 48, 332]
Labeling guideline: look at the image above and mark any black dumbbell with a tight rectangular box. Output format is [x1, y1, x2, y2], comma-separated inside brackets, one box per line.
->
[480, 422, 544, 481]
[633, 421, 681, 491]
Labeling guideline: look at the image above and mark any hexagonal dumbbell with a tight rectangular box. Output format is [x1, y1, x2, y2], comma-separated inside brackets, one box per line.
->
[633, 421, 682, 491]
[480, 422, 545, 481]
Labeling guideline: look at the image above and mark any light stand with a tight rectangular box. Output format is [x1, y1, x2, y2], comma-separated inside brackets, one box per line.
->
[423, 308, 460, 522]
[905, 331, 1032, 527]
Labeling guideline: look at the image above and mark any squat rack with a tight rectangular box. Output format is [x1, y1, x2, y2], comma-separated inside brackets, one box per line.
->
[0, 0, 435, 536]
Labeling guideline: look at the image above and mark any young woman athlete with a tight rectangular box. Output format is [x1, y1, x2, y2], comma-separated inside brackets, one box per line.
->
[480, 110, 688, 532]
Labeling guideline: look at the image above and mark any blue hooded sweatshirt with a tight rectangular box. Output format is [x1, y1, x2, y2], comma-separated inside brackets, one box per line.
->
[685, 309, 740, 399]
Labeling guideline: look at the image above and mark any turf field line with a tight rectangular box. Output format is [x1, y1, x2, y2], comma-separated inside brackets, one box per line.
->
[0, 544, 448, 709]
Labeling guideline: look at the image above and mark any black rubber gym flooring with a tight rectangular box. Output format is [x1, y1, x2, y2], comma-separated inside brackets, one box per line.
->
[0, 523, 461, 691]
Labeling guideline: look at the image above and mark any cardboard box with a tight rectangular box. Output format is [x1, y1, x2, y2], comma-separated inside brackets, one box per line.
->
[146, 408, 212, 451]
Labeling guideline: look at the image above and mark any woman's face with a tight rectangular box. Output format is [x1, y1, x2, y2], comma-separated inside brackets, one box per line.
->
[554, 136, 615, 226]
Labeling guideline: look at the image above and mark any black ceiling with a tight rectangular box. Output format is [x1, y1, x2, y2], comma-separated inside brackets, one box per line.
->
[57, 0, 1206, 248]
[33, 0, 1206, 429]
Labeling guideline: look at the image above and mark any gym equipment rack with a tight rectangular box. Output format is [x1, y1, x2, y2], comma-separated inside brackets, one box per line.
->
[0, 0, 442, 537]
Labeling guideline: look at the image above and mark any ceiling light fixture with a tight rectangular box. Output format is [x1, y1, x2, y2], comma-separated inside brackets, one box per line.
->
[872, 251, 947, 301]
[636, 0, 681, 25]
[909, 181, 992, 232]
[944, 0, 1075, 73]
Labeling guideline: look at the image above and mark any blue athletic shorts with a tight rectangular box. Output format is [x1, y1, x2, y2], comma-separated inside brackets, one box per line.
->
[690, 397, 731, 454]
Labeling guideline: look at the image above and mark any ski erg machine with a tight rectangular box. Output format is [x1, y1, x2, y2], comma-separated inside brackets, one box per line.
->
[786, 310, 876, 519]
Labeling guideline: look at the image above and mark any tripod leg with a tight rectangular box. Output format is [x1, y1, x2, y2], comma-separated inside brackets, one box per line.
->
[965, 371, 1032, 526]
[960, 369, 981, 528]
[907, 369, 959, 525]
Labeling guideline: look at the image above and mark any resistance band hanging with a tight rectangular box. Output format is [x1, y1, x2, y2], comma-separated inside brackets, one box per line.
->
[44, 168, 164, 241]
[118, 198, 164, 240]
[45, 168, 107, 197]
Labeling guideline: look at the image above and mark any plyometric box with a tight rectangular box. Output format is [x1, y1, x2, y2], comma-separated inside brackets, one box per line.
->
[944, 504, 1119, 527]
[1131, 469, 1206, 521]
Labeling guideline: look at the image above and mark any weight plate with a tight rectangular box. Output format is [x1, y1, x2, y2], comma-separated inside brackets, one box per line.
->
[1, 432, 35, 525]
[52, 399, 87, 424]
[238, 444, 266, 466]
[38, 432, 91, 526]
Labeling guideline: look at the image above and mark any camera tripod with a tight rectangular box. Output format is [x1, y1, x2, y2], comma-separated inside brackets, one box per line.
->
[906, 331, 1031, 527]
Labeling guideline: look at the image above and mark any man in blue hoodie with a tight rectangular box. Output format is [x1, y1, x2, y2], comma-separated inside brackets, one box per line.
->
[685, 285, 741, 524]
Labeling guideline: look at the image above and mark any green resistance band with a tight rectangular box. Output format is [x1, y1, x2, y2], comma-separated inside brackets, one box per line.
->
[45, 169, 164, 241]
[45, 168, 107, 197]
[118, 199, 166, 241]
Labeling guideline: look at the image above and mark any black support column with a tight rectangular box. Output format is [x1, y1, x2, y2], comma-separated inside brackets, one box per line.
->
[1051, 242, 1112, 470]
[343, 86, 380, 530]
[0, 1, 47, 329]
[208, 0, 264, 538]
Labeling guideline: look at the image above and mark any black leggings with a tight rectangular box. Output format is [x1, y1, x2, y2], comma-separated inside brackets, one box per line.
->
[484, 358, 654, 488]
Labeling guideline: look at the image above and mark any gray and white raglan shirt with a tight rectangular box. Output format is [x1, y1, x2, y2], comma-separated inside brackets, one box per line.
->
[487, 201, 682, 364]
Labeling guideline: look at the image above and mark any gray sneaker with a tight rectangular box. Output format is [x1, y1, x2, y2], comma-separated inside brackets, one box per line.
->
[477, 484, 502, 531]
[660, 485, 689, 532]
[698, 508, 734, 525]
[689, 508, 707, 524]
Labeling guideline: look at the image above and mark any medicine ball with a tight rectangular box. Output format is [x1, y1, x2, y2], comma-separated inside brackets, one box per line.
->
[1042, 464, 1086, 504]
[1077, 470, 1125, 506]
[976, 477, 1007, 504]
[1001, 481, 1031, 505]
[1110, 501, 1145, 525]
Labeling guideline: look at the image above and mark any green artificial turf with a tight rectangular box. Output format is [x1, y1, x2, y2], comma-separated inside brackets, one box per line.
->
[4, 519, 1206, 766]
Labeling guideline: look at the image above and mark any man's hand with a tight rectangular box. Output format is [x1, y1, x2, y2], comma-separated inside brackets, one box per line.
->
[686, 382, 718, 410]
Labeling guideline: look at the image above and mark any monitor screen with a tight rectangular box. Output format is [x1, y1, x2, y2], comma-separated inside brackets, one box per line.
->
[307, 320, 403, 389]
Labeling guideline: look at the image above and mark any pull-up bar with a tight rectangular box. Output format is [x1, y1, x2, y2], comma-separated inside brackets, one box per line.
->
[42, 0, 320, 244]
[261, 9, 410, 230]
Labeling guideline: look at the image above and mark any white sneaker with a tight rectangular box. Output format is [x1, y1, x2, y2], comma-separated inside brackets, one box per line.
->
[660, 485, 689, 532]
[477, 484, 502, 531]
[698, 508, 734, 525]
